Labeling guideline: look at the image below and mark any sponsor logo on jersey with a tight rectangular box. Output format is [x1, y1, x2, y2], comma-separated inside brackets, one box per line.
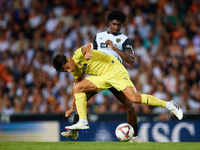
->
[116, 38, 121, 43]
[100, 43, 108, 48]
[82, 64, 87, 74]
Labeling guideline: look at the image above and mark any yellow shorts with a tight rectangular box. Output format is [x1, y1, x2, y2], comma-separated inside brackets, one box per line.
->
[85, 70, 135, 92]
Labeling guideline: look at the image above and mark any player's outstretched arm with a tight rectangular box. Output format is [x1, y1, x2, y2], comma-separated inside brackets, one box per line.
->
[81, 43, 93, 61]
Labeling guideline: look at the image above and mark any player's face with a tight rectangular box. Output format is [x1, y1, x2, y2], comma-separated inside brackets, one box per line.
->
[109, 20, 122, 34]
[61, 58, 76, 73]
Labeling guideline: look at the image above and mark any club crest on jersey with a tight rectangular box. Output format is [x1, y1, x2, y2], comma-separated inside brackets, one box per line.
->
[116, 38, 121, 43]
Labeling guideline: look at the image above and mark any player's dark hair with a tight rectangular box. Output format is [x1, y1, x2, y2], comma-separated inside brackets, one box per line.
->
[52, 53, 67, 72]
[107, 9, 126, 23]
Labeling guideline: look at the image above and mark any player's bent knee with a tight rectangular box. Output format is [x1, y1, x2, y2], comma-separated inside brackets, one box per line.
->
[73, 83, 85, 93]
[130, 95, 142, 103]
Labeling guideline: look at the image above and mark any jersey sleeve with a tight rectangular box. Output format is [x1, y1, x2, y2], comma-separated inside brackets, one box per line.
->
[72, 47, 84, 62]
[93, 35, 98, 50]
[122, 38, 133, 52]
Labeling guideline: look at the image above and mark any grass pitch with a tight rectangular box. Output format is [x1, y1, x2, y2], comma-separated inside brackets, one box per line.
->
[0, 142, 199, 150]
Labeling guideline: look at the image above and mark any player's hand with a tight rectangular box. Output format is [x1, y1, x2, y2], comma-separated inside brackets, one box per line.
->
[105, 39, 114, 49]
[65, 107, 75, 117]
[85, 52, 93, 61]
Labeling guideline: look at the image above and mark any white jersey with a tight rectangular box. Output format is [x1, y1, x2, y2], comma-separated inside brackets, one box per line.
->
[93, 31, 133, 63]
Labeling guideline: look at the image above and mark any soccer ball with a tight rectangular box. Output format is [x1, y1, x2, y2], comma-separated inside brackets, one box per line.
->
[115, 123, 134, 142]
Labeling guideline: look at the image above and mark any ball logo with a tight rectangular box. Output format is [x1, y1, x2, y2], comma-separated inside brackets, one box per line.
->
[115, 123, 134, 141]
[118, 125, 130, 138]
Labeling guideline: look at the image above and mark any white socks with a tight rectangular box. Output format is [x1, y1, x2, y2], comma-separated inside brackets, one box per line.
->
[165, 101, 172, 110]
[78, 119, 88, 125]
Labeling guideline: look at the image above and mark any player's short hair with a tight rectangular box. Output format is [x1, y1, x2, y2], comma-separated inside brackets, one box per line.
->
[52, 53, 67, 72]
[107, 9, 126, 23]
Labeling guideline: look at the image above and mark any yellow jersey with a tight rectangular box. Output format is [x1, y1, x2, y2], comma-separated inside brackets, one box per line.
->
[71, 47, 128, 80]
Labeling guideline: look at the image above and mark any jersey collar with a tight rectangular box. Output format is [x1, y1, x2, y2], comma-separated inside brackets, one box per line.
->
[107, 31, 122, 36]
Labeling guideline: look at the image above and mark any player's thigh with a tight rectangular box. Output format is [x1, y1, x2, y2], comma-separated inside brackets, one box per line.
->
[106, 76, 135, 91]
[105, 67, 135, 91]
[109, 87, 122, 99]
[73, 78, 98, 93]
[109, 87, 133, 109]
[86, 92, 97, 101]
[85, 75, 112, 92]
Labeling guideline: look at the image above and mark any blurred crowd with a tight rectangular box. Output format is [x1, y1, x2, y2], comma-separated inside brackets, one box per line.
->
[0, 0, 199, 120]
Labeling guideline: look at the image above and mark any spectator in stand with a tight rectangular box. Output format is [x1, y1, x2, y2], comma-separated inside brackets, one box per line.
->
[1, 93, 15, 115]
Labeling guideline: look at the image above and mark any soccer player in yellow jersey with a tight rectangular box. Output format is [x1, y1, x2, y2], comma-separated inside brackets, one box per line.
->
[61, 9, 142, 142]
[52, 43, 183, 133]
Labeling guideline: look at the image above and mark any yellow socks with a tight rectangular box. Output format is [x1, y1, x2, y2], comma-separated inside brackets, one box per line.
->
[74, 93, 87, 119]
[74, 93, 166, 119]
[141, 94, 166, 107]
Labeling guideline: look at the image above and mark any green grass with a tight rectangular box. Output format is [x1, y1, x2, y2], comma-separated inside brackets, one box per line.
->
[0, 142, 199, 150]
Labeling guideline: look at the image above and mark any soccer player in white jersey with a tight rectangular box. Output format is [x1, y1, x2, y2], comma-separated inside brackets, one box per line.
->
[93, 9, 143, 142]
[61, 9, 145, 143]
